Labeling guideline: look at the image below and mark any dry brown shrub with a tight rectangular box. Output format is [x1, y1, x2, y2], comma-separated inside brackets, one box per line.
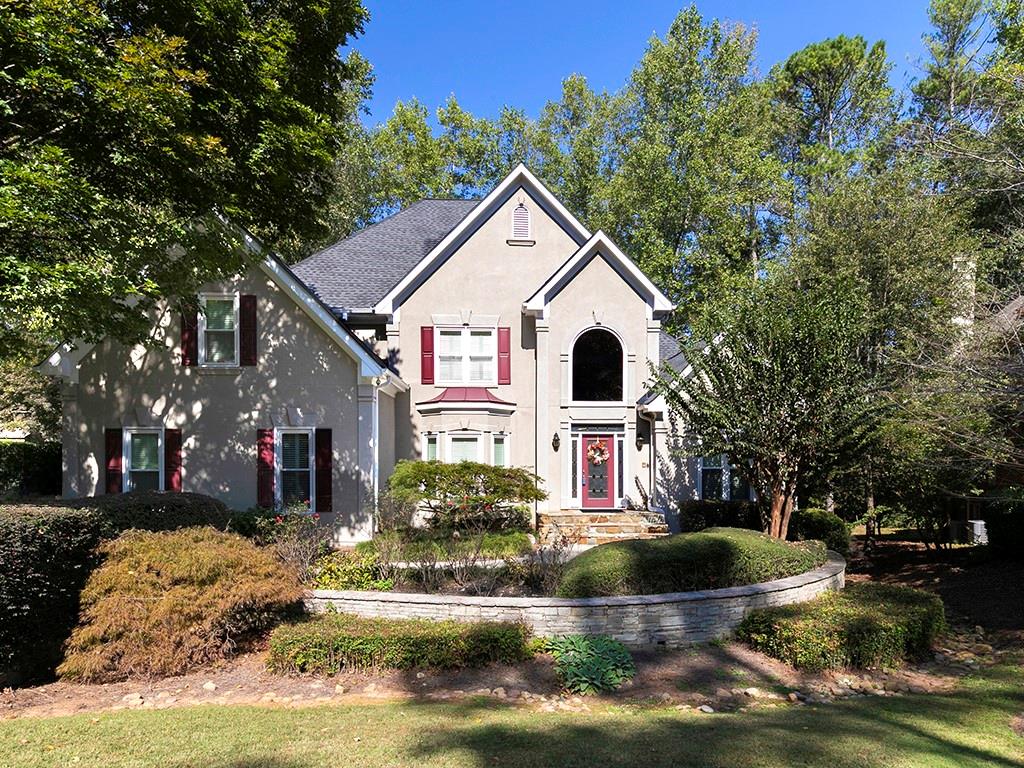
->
[58, 527, 303, 682]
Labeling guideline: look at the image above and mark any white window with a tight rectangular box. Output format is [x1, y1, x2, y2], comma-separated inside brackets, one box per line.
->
[448, 433, 482, 463]
[424, 434, 438, 461]
[512, 202, 531, 240]
[435, 327, 496, 385]
[492, 434, 508, 467]
[124, 428, 163, 492]
[277, 429, 313, 510]
[199, 293, 239, 366]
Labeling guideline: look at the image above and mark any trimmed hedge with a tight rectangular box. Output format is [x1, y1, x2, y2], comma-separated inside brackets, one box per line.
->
[737, 582, 946, 671]
[556, 527, 826, 598]
[73, 491, 234, 538]
[312, 550, 394, 591]
[789, 507, 851, 555]
[356, 529, 533, 561]
[0, 505, 103, 686]
[0, 440, 61, 497]
[267, 613, 532, 673]
[59, 528, 304, 682]
[677, 499, 763, 532]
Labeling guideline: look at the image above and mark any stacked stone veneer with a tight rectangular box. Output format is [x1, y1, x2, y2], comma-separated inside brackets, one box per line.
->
[306, 552, 846, 647]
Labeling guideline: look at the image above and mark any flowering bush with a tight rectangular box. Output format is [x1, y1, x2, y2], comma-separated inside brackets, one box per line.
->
[252, 504, 332, 580]
[388, 460, 544, 532]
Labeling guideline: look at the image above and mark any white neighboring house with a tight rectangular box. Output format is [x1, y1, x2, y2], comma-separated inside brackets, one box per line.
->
[41, 165, 748, 542]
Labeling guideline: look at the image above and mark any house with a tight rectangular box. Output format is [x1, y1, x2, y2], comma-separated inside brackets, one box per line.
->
[41, 165, 748, 542]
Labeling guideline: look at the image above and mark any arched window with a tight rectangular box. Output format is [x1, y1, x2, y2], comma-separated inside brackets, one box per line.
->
[572, 328, 623, 401]
[512, 202, 531, 240]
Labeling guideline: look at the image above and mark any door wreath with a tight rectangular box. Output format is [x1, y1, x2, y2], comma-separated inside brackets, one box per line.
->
[586, 439, 610, 465]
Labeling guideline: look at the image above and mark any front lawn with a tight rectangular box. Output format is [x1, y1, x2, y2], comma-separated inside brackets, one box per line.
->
[2, 664, 1021, 768]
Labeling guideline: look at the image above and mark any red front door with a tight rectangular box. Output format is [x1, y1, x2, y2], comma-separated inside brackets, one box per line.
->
[581, 435, 615, 508]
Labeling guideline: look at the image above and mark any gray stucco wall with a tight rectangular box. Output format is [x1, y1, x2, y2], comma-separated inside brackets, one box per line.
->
[307, 552, 846, 647]
[65, 266, 378, 542]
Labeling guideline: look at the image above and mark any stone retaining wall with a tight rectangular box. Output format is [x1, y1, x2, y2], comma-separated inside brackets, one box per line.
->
[307, 552, 846, 647]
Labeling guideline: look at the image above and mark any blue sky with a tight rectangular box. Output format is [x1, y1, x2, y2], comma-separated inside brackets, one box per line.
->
[352, 0, 932, 125]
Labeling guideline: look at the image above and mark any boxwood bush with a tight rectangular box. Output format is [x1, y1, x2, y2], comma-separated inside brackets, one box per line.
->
[73, 490, 234, 538]
[737, 582, 946, 671]
[59, 528, 304, 682]
[0, 504, 103, 685]
[556, 527, 826, 598]
[267, 613, 532, 673]
[789, 507, 851, 555]
[312, 550, 394, 591]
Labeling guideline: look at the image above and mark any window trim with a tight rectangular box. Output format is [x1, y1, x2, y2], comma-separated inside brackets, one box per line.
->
[275, 427, 315, 512]
[446, 431, 484, 463]
[198, 292, 240, 367]
[568, 326, 627, 405]
[122, 427, 164, 493]
[423, 433, 439, 461]
[434, 325, 498, 386]
[491, 432, 510, 467]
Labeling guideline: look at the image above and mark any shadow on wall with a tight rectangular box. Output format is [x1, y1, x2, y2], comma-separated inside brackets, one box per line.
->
[654, 411, 697, 534]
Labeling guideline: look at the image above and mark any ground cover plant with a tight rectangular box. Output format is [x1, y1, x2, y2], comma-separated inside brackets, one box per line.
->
[539, 635, 636, 695]
[788, 507, 851, 555]
[58, 528, 303, 682]
[312, 550, 394, 591]
[0, 504, 103, 685]
[737, 582, 946, 671]
[267, 613, 531, 673]
[556, 527, 826, 598]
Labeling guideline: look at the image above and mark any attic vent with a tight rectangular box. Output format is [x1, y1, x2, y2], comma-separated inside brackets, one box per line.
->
[512, 202, 531, 240]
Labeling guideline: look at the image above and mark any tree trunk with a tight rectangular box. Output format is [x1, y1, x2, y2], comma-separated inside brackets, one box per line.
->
[768, 483, 786, 539]
[779, 484, 797, 541]
[825, 491, 835, 515]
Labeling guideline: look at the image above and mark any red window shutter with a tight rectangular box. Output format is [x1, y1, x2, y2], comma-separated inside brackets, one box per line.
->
[239, 294, 258, 366]
[164, 429, 182, 492]
[420, 326, 434, 384]
[181, 307, 198, 367]
[315, 428, 332, 513]
[497, 327, 511, 385]
[257, 429, 275, 509]
[104, 428, 123, 494]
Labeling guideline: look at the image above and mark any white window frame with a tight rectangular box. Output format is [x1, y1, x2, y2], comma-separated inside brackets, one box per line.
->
[122, 427, 164, 493]
[434, 326, 497, 386]
[491, 432, 510, 467]
[422, 433, 439, 461]
[198, 292, 240, 367]
[275, 427, 315, 512]
[446, 431, 484, 463]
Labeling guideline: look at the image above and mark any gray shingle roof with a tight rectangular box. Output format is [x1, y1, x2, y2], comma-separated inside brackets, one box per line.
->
[659, 330, 688, 373]
[292, 199, 480, 312]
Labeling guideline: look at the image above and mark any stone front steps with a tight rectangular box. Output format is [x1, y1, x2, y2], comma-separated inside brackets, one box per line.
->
[538, 510, 670, 546]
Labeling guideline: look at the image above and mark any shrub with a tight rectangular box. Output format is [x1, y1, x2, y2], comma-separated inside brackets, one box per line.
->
[58, 528, 303, 682]
[540, 635, 635, 695]
[789, 507, 851, 555]
[251, 507, 333, 581]
[73, 491, 233, 538]
[267, 613, 532, 673]
[357, 529, 533, 561]
[985, 488, 1024, 558]
[737, 582, 946, 671]
[556, 527, 826, 598]
[0, 440, 61, 497]
[388, 459, 544, 531]
[0, 504, 103, 685]
[312, 550, 393, 591]
[677, 499, 763, 532]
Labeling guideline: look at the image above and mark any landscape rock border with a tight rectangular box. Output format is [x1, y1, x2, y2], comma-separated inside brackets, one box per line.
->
[307, 552, 847, 647]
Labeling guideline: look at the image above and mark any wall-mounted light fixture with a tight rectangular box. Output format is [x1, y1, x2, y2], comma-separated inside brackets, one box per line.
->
[552, 432, 560, 452]
[636, 433, 644, 451]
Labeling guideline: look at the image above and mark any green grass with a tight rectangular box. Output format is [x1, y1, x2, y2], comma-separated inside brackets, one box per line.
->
[2, 664, 1022, 767]
[557, 527, 827, 598]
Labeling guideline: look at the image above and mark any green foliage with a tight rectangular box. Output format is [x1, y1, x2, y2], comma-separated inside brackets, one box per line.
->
[59, 528, 303, 682]
[0, 0, 369, 355]
[737, 582, 946, 671]
[267, 614, 531, 674]
[73, 491, 233, 539]
[250, 508, 333, 581]
[0, 440, 61, 497]
[789, 508, 851, 555]
[984, 487, 1024, 558]
[540, 635, 635, 695]
[357, 529, 533, 561]
[677, 499, 763, 532]
[312, 550, 393, 591]
[388, 460, 544, 531]
[0, 360, 61, 441]
[556, 527, 826, 598]
[0, 505, 103, 685]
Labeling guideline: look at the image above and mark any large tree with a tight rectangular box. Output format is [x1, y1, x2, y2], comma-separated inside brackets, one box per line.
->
[0, 0, 369, 357]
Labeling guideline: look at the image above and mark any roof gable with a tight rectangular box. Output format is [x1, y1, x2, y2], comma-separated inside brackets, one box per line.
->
[523, 231, 674, 319]
[373, 165, 592, 315]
